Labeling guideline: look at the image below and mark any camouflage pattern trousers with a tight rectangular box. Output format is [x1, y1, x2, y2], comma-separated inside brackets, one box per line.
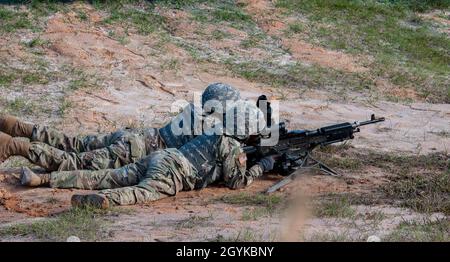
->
[48, 149, 200, 205]
[26, 125, 161, 171]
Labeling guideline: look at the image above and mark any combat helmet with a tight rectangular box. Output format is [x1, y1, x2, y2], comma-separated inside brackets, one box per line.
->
[202, 83, 241, 115]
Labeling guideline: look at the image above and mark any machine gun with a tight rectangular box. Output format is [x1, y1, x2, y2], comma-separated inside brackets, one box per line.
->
[244, 95, 385, 194]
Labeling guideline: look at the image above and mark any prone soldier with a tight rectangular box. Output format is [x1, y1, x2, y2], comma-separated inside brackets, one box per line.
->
[20, 100, 277, 208]
[0, 83, 240, 172]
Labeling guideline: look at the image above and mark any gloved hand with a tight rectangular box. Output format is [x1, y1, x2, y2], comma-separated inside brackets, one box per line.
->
[258, 155, 277, 172]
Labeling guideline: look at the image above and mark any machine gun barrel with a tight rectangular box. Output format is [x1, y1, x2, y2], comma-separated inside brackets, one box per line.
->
[353, 114, 385, 128]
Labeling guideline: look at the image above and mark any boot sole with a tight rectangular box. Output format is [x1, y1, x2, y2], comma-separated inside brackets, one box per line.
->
[71, 194, 109, 209]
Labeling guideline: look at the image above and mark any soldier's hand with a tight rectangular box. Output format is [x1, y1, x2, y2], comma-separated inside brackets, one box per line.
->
[258, 155, 277, 172]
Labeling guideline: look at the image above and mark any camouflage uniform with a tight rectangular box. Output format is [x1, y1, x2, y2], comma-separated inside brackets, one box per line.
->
[27, 126, 163, 171]
[4, 82, 241, 172]
[48, 135, 264, 206]
[24, 104, 200, 172]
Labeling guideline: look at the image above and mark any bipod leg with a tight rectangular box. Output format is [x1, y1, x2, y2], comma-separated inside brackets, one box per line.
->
[265, 167, 311, 194]
[306, 154, 341, 177]
[265, 153, 341, 194]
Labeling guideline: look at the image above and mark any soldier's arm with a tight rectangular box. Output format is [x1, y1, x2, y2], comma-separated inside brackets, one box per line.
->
[220, 137, 264, 189]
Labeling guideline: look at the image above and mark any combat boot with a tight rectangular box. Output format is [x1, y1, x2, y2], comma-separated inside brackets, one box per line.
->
[20, 167, 50, 187]
[0, 132, 31, 164]
[71, 194, 110, 209]
[0, 114, 34, 138]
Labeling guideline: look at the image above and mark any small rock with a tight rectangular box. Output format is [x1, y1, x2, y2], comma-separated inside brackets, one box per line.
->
[66, 236, 81, 242]
[367, 235, 381, 242]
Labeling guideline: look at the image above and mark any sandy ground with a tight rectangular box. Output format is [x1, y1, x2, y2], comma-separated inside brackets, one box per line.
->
[0, 2, 449, 241]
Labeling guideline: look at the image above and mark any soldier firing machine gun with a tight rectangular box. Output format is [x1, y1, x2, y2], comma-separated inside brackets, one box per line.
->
[243, 95, 385, 194]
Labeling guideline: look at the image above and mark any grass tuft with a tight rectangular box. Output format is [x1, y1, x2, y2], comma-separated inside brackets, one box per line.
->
[0, 206, 114, 241]
[314, 195, 356, 218]
[386, 218, 450, 242]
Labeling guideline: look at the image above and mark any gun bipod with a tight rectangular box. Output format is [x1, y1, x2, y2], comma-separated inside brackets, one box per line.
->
[265, 152, 341, 194]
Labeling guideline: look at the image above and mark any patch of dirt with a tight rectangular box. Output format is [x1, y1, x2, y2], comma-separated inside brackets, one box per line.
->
[0, 172, 68, 218]
[282, 39, 369, 73]
[241, 0, 369, 73]
[419, 10, 450, 36]
[1, 2, 449, 241]
[302, 205, 447, 241]
[375, 79, 420, 101]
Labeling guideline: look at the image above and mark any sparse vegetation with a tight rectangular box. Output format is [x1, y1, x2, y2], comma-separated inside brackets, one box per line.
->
[383, 170, 450, 215]
[0, 0, 448, 242]
[59, 98, 72, 116]
[306, 230, 367, 242]
[314, 195, 356, 218]
[318, 146, 449, 215]
[97, 1, 166, 35]
[218, 192, 283, 209]
[211, 29, 230, 40]
[160, 58, 181, 72]
[0, 207, 114, 241]
[275, 0, 450, 102]
[241, 207, 271, 221]
[219, 193, 284, 220]
[213, 228, 276, 242]
[386, 218, 450, 242]
[24, 37, 49, 48]
[0, 66, 51, 87]
[175, 214, 213, 229]
[1, 97, 37, 116]
[76, 10, 88, 21]
[226, 60, 371, 91]
[0, 6, 35, 33]
[287, 22, 304, 34]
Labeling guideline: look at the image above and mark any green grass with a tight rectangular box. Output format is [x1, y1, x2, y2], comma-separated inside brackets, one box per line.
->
[0, 66, 51, 87]
[66, 68, 99, 91]
[68, 78, 88, 90]
[227, 60, 371, 91]
[59, 98, 72, 116]
[26, 0, 70, 17]
[3, 98, 36, 115]
[211, 29, 231, 40]
[0, 7, 35, 33]
[76, 9, 88, 21]
[314, 195, 356, 218]
[386, 218, 450, 242]
[0, 206, 113, 241]
[174, 214, 213, 229]
[218, 192, 284, 220]
[160, 58, 181, 72]
[306, 231, 367, 242]
[0, 72, 15, 87]
[190, 0, 255, 30]
[318, 146, 450, 215]
[24, 37, 49, 48]
[382, 170, 450, 215]
[287, 22, 305, 34]
[380, 0, 450, 12]
[97, 2, 166, 35]
[326, 156, 363, 171]
[241, 207, 272, 221]
[275, 0, 450, 102]
[212, 5, 252, 24]
[218, 192, 283, 208]
[240, 32, 264, 49]
[22, 72, 49, 85]
[212, 228, 276, 242]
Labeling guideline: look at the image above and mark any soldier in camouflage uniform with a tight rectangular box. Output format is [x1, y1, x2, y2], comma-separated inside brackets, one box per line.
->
[20, 100, 276, 209]
[0, 83, 240, 172]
